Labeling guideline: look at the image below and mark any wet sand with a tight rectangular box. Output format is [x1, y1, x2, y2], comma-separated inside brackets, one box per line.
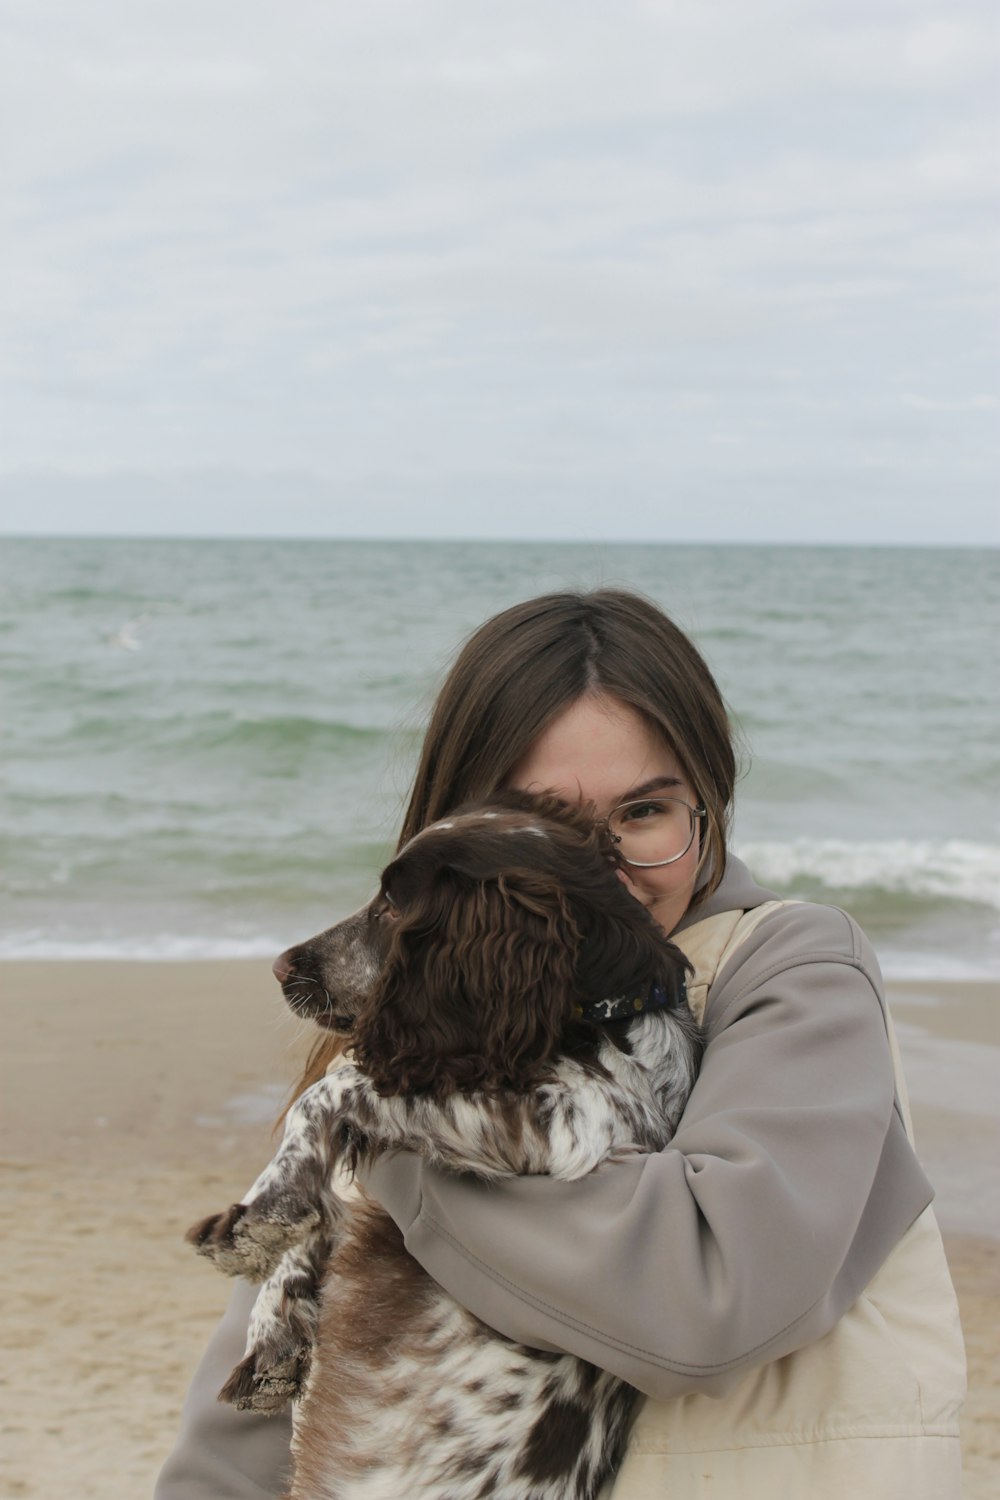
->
[1, 961, 997, 1498]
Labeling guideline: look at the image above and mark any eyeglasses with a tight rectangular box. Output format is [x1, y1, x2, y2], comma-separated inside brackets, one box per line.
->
[605, 797, 706, 868]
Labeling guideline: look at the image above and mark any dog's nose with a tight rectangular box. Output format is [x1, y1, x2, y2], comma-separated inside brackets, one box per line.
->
[272, 950, 295, 984]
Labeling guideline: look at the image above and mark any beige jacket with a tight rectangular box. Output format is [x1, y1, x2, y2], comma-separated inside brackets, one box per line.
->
[601, 904, 966, 1498]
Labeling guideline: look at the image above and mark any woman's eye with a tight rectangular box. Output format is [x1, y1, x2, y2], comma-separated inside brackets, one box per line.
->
[621, 800, 665, 823]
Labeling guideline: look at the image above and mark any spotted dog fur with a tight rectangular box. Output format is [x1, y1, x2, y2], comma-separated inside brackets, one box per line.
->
[187, 792, 701, 1500]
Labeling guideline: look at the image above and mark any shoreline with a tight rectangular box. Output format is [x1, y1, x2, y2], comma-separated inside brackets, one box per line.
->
[2, 961, 998, 1498]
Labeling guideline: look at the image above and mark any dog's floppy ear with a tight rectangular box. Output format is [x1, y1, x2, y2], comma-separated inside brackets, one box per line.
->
[572, 874, 690, 1010]
[352, 866, 583, 1098]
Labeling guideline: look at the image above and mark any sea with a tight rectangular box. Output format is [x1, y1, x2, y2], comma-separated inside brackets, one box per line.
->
[2, 537, 998, 980]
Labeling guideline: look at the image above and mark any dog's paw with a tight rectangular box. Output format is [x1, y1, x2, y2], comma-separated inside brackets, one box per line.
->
[219, 1343, 311, 1414]
[186, 1201, 323, 1281]
[185, 1203, 286, 1280]
[186, 1204, 259, 1275]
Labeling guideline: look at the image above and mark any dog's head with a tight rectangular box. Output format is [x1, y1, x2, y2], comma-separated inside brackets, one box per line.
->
[275, 790, 689, 1097]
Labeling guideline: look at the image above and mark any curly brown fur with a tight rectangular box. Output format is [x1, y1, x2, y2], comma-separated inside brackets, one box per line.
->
[354, 791, 691, 1099]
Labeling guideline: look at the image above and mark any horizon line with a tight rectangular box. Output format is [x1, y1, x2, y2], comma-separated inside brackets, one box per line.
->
[1, 532, 997, 552]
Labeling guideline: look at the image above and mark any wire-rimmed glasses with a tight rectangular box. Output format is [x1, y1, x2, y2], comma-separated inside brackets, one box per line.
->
[605, 797, 706, 868]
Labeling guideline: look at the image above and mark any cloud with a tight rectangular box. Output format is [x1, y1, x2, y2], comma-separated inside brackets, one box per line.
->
[1, 0, 997, 541]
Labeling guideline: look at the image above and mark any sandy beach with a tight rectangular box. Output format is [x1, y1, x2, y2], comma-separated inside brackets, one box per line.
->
[2, 960, 998, 1499]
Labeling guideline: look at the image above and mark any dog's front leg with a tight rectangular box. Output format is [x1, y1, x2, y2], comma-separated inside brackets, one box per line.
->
[217, 1227, 332, 1414]
[186, 1068, 364, 1278]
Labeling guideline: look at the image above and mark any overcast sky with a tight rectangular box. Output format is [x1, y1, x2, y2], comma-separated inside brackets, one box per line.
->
[2, 0, 998, 544]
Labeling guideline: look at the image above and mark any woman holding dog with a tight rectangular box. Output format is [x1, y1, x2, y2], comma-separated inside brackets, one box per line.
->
[157, 589, 965, 1499]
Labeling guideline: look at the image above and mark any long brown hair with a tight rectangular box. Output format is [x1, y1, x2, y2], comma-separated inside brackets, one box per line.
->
[289, 589, 737, 1101]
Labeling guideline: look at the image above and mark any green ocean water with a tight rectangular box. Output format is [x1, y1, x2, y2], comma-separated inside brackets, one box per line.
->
[2, 536, 998, 976]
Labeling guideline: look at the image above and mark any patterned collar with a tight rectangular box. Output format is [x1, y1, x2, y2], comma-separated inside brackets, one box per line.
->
[573, 977, 686, 1025]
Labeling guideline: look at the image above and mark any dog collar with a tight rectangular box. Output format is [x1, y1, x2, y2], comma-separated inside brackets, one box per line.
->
[573, 976, 687, 1025]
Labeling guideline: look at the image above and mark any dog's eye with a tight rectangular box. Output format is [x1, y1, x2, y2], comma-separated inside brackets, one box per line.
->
[376, 894, 399, 920]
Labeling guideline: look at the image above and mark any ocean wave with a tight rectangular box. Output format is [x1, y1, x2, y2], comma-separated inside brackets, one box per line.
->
[0, 931, 289, 961]
[196, 715, 389, 751]
[865, 948, 1000, 982]
[2, 926, 997, 978]
[736, 838, 1000, 913]
[35, 711, 390, 756]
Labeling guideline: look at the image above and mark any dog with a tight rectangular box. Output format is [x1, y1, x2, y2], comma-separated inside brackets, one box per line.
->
[187, 791, 701, 1500]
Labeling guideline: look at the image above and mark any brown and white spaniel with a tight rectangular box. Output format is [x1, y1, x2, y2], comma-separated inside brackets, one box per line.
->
[187, 791, 700, 1500]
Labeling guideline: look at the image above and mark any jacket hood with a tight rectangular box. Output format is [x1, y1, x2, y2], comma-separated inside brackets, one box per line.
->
[673, 855, 780, 936]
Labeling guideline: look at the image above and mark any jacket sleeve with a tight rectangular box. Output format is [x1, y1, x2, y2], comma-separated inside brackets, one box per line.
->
[361, 904, 934, 1400]
[155, 1279, 293, 1500]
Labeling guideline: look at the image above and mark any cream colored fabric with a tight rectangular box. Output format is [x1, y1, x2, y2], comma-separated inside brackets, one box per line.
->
[673, 901, 783, 1025]
[601, 903, 966, 1499]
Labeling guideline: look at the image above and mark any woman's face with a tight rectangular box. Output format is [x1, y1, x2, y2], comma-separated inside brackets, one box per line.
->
[507, 693, 701, 935]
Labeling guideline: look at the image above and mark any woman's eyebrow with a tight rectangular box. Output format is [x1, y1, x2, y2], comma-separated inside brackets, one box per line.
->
[617, 775, 684, 803]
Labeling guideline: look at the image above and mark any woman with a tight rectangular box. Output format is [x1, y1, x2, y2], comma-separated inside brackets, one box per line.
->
[157, 589, 965, 1498]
